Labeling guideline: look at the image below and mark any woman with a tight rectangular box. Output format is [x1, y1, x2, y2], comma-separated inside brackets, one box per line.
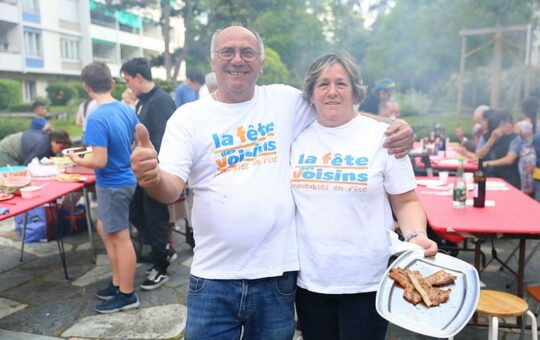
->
[76, 98, 98, 136]
[0, 129, 72, 167]
[514, 97, 539, 195]
[291, 53, 437, 340]
[476, 110, 521, 189]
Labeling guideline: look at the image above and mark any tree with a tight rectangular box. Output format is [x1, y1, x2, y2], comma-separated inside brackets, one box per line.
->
[259, 47, 290, 85]
[363, 0, 535, 104]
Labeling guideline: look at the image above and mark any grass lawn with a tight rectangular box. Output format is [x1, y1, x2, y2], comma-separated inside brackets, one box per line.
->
[405, 113, 473, 140]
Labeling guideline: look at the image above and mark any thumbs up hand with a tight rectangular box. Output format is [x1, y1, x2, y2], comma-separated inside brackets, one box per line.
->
[131, 124, 160, 188]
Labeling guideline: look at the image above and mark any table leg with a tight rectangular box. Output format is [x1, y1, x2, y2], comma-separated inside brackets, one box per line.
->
[517, 238, 525, 298]
[19, 212, 28, 262]
[54, 202, 69, 280]
[83, 187, 96, 263]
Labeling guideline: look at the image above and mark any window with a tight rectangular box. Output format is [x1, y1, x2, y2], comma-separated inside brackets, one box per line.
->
[60, 37, 79, 60]
[24, 30, 41, 57]
[23, 80, 36, 102]
[22, 0, 39, 14]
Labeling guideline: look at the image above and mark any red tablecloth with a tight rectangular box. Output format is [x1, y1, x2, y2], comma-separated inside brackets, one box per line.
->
[0, 179, 84, 220]
[416, 177, 540, 235]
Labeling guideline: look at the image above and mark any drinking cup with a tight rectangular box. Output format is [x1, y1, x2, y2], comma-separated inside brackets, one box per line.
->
[438, 171, 449, 184]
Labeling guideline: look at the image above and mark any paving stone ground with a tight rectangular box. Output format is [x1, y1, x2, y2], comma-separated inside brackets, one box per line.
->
[0, 216, 538, 339]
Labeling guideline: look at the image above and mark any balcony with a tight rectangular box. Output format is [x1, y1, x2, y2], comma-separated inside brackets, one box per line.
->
[0, 51, 21, 71]
[0, 1, 18, 24]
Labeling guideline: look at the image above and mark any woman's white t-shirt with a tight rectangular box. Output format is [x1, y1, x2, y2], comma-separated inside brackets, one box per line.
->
[291, 115, 417, 294]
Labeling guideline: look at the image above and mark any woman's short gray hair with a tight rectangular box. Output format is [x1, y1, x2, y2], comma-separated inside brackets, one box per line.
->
[303, 53, 366, 104]
[210, 26, 265, 61]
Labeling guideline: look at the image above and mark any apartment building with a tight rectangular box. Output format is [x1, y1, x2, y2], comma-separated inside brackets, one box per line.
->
[0, 0, 185, 102]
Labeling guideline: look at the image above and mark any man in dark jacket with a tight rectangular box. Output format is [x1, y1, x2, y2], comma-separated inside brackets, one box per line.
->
[121, 58, 176, 290]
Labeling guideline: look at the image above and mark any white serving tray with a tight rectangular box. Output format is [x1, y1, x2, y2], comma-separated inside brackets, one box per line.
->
[62, 146, 93, 156]
[376, 250, 479, 338]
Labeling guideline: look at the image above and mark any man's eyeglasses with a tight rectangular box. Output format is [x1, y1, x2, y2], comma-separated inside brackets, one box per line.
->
[214, 48, 260, 61]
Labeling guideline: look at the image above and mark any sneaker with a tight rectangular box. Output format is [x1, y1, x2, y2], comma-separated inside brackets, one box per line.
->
[141, 268, 169, 290]
[165, 248, 178, 263]
[95, 292, 140, 314]
[96, 281, 119, 301]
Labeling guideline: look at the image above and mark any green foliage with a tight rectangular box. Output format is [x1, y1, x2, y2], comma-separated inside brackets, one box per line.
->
[395, 89, 432, 116]
[154, 79, 176, 94]
[0, 118, 29, 140]
[72, 82, 88, 99]
[259, 47, 289, 85]
[406, 113, 474, 141]
[0, 80, 22, 110]
[46, 83, 77, 105]
[8, 104, 33, 112]
[111, 82, 127, 100]
[364, 0, 534, 108]
[50, 114, 81, 138]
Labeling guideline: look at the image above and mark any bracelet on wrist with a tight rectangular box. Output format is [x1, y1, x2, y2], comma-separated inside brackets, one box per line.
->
[404, 230, 426, 242]
[386, 116, 397, 125]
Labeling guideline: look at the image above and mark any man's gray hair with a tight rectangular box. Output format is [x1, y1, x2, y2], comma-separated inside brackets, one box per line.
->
[303, 52, 366, 104]
[210, 26, 265, 61]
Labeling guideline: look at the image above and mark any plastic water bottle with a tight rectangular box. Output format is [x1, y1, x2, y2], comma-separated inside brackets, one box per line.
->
[452, 165, 466, 209]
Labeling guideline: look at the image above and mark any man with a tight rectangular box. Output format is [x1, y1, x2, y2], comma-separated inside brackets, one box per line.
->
[120, 58, 177, 291]
[359, 78, 396, 115]
[131, 26, 413, 339]
[472, 104, 490, 146]
[198, 72, 218, 97]
[174, 70, 204, 108]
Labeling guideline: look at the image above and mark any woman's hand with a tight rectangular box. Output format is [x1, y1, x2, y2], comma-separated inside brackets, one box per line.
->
[410, 234, 438, 257]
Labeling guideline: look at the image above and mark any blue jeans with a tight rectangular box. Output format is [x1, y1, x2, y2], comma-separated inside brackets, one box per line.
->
[186, 271, 297, 340]
[296, 287, 388, 340]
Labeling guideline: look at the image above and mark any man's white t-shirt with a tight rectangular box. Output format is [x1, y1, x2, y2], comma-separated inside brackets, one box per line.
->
[290, 115, 417, 294]
[159, 85, 315, 280]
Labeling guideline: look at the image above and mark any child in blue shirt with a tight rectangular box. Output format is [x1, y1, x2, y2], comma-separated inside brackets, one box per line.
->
[30, 101, 51, 132]
[67, 62, 140, 313]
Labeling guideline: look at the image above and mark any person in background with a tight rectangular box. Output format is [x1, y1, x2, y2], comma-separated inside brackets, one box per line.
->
[0, 129, 71, 167]
[359, 78, 396, 115]
[455, 126, 476, 152]
[533, 131, 540, 201]
[76, 98, 98, 137]
[68, 61, 139, 313]
[121, 88, 138, 112]
[472, 105, 490, 147]
[198, 72, 218, 97]
[476, 110, 521, 189]
[514, 96, 539, 195]
[174, 70, 205, 108]
[30, 101, 51, 132]
[121, 57, 177, 291]
[378, 100, 393, 118]
[455, 107, 492, 160]
[389, 101, 400, 118]
[130, 25, 414, 339]
[292, 52, 437, 340]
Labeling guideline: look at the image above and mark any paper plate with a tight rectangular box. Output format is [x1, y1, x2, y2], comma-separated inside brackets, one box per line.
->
[0, 193, 14, 201]
[376, 250, 479, 338]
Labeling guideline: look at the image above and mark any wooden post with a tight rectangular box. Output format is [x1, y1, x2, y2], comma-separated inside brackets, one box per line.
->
[456, 35, 466, 127]
[491, 29, 502, 109]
